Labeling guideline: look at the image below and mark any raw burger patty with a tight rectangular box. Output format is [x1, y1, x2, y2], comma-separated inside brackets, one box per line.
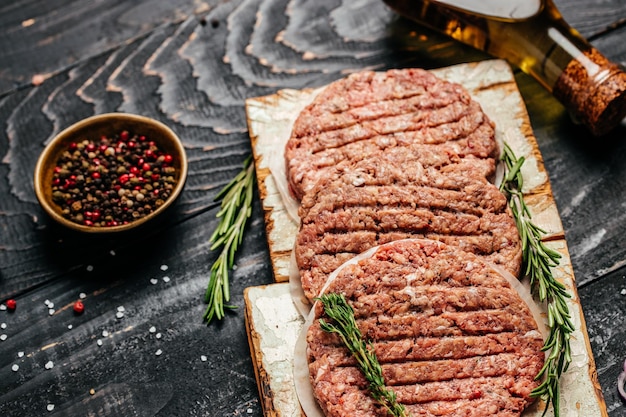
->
[285, 68, 498, 201]
[295, 150, 522, 302]
[307, 239, 544, 417]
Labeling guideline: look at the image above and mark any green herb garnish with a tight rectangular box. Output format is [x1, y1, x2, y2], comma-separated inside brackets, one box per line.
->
[203, 155, 255, 324]
[499, 142, 573, 417]
[317, 293, 409, 417]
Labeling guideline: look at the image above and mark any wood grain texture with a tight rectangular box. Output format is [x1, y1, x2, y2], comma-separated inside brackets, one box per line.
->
[0, 0, 625, 416]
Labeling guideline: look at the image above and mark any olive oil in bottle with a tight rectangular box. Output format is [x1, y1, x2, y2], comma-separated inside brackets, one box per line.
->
[383, 0, 626, 135]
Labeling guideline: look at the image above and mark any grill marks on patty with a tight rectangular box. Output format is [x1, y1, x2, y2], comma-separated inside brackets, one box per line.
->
[293, 68, 468, 131]
[299, 231, 521, 303]
[311, 354, 541, 392]
[296, 159, 522, 301]
[299, 157, 506, 216]
[300, 100, 470, 152]
[294, 126, 497, 197]
[306, 240, 543, 417]
[285, 69, 498, 200]
[308, 332, 541, 365]
[295, 91, 471, 140]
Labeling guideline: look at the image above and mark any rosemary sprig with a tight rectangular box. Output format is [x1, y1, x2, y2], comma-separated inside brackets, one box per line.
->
[317, 293, 409, 417]
[203, 155, 255, 324]
[499, 142, 574, 417]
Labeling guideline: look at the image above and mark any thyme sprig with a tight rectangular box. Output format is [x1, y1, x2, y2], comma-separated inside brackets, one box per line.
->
[499, 142, 574, 417]
[203, 155, 255, 324]
[317, 293, 409, 417]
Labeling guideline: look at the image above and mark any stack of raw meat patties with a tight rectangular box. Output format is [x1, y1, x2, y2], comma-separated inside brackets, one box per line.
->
[284, 68, 544, 417]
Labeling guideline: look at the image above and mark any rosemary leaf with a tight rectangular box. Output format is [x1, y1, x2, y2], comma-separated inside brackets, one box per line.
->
[203, 155, 255, 324]
[317, 293, 409, 417]
[499, 142, 573, 417]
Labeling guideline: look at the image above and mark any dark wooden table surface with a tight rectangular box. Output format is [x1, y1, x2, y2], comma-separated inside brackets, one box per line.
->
[1, 1, 625, 416]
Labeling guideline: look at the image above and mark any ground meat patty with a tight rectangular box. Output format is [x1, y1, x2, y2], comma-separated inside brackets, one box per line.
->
[285, 69, 498, 200]
[295, 152, 522, 302]
[306, 239, 544, 417]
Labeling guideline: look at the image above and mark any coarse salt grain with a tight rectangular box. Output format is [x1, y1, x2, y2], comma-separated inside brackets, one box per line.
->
[68, 324, 73, 330]
[97, 339, 103, 346]
[155, 349, 163, 356]
[0, 304, 6, 311]
[102, 330, 109, 337]
[162, 276, 170, 283]
[45, 361, 54, 369]
[150, 278, 158, 285]
[12, 364, 19, 372]
[1, 323, 6, 329]
[0, 334, 7, 341]
[116, 312, 124, 319]
[621, 289, 626, 295]
[149, 326, 156, 333]
[18, 351, 24, 358]
[47, 404, 55, 412]
[247, 408, 253, 414]
[86, 265, 94, 272]
[156, 333, 162, 339]
[48, 309, 55, 316]
[117, 306, 125, 312]
[160, 264, 168, 271]
[200, 355, 207, 362]
[79, 293, 87, 299]
[110, 250, 116, 256]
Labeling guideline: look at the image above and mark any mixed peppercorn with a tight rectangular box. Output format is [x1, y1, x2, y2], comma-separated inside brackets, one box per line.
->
[51, 130, 177, 227]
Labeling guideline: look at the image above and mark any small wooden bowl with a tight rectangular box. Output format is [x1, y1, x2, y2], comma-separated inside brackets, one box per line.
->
[34, 113, 188, 234]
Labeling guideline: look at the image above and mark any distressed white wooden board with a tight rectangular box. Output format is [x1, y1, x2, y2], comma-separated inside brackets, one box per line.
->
[245, 284, 306, 417]
[244, 59, 607, 417]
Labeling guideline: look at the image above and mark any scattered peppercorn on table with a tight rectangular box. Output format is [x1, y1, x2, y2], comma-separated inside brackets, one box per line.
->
[1, 1, 625, 416]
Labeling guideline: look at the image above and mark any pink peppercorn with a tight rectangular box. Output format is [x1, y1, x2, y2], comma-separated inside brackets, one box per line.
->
[73, 300, 84, 314]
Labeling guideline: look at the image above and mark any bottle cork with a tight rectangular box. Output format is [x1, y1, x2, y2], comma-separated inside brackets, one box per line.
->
[553, 48, 626, 136]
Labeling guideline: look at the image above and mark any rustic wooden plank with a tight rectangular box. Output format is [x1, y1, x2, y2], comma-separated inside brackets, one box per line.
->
[0, 0, 625, 416]
[580, 267, 626, 417]
[2, 0, 626, 95]
[556, 0, 626, 38]
[0, 0, 221, 93]
[0, 196, 272, 417]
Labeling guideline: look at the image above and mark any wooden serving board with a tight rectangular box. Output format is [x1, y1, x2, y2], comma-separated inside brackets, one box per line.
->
[243, 59, 608, 417]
